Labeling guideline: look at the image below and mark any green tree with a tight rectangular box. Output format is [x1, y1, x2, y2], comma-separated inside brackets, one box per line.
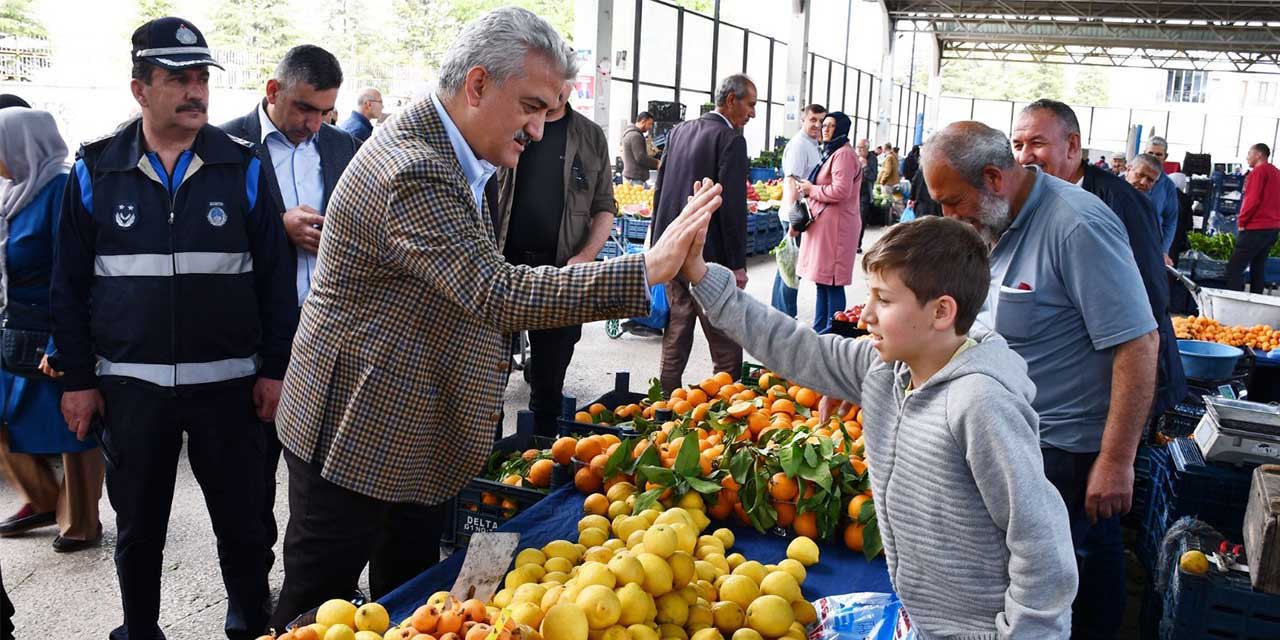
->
[209, 0, 295, 85]
[1070, 67, 1110, 107]
[941, 59, 1065, 102]
[392, 0, 574, 73]
[0, 0, 47, 39]
[134, 0, 175, 22]
[320, 0, 383, 80]
[674, 0, 714, 14]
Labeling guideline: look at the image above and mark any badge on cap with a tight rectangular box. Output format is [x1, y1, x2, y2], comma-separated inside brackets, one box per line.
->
[175, 24, 198, 45]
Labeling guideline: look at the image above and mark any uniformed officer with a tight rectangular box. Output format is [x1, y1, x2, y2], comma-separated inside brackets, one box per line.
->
[50, 18, 296, 640]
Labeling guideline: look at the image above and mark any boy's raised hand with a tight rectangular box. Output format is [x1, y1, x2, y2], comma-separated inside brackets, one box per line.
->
[680, 179, 714, 285]
[645, 178, 722, 286]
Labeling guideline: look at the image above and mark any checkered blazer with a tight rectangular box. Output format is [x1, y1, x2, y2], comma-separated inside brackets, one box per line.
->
[275, 97, 651, 505]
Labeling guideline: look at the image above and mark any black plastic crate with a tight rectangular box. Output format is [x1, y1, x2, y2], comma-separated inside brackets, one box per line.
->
[647, 100, 685, 122]
[828, 319, 869, 338]
[557, 371, 647, 437]
[1214, 197, 1241, 215]
[1131, 444, 1156, 528]
[1137, 440, 1254, 572]
[1161, 534, 1280, 639]
[452, 417, 565, 546]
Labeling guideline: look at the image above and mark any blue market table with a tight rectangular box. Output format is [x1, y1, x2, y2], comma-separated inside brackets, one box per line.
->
[380, 484, 892, 620]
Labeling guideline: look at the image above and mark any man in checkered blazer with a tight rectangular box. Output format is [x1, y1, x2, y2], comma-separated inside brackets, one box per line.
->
[268, 7, 725, 626]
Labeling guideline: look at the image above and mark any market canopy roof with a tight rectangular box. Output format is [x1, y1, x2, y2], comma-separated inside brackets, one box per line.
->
[884, 0, 1280, 72]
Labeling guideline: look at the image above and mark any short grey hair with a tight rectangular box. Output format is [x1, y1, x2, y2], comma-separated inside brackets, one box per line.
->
[437, 7, 578, 94]
[356, 87, 381, 107]
[1132, 153, 1164, 173]
[920, 122, 1017, 189]
[1148, 136, 1168, 150]
[716, 74, 755, 106]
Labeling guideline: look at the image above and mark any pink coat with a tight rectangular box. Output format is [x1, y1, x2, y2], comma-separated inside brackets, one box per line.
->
[798, 144, 862, 286]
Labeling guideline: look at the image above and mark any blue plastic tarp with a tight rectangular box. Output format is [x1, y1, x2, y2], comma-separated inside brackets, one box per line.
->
[379, 484, 893, 620]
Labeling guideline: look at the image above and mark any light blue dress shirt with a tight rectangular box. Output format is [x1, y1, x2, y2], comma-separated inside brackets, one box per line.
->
[430, 93, 497, 214]
[1146, 173, 1180, 255]
[258, 104, 323, 307]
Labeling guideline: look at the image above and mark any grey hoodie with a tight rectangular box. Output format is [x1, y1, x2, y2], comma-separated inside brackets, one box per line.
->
[621, 124, 659, 180]
[690, 263, 1078, 640]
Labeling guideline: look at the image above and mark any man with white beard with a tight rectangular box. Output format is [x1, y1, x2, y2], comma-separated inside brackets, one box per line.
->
[922, 121, 1158, 640]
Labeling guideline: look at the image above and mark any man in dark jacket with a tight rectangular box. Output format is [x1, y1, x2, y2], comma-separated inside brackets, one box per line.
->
[1011, 98, 1185, 639]
[857, 138, 877, 251]
[219, 43, 359, 579]
[650, 73, 754, 392]
[621, 111, 659, 185]
[53, 18, 296, 640]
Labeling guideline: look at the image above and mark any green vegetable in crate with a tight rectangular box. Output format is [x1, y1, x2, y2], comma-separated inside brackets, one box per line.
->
[1186, 231, 1236, 261]
[484, 446, 555, 490]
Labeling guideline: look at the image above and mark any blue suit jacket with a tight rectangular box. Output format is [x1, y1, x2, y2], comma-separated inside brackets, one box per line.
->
[339, 111, 374, 143]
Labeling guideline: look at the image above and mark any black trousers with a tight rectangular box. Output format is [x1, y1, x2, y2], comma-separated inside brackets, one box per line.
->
[269, 450, 447, 630]
[262, 422, 282, 577]
[527, 324, 583, 437]
[1042, 448, 1125, 640]
[1, 565, 13, 640]
[101, 377, 270, 640]
[1226, 228, 1280, 292]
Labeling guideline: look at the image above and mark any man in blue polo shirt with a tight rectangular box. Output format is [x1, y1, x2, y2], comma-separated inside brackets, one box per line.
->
[923, 121, 1158, 640]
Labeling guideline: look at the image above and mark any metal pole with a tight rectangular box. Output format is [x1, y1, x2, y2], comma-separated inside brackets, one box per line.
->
[827, 59, 833, 109]
[1087, 107, 1095, 148]
[742, 30, 749, 74]
[1200, 113, 1207, 152]
[630, 0, 643, 121]
[674, 7, 684, 107]
[710, 0, 720, 93]
[766, 39, 775, 148]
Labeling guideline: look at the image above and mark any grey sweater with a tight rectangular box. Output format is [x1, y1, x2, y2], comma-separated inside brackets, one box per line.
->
[690, 264, 1078, 640]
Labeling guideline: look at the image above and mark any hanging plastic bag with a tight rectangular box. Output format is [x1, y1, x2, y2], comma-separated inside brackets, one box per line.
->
[772, 236, 799, 288]
[899, 206, 915, 223]
[809, 592, 918, 640]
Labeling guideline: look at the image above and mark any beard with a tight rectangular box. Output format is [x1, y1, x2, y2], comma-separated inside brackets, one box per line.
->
[975, 188, 1013, 247]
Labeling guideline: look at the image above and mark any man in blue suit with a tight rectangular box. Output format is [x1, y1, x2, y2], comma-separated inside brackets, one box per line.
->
[219, 43, 359, 573]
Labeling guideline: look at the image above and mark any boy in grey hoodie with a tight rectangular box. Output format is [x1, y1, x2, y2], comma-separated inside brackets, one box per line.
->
[683, 215, 1078, 639]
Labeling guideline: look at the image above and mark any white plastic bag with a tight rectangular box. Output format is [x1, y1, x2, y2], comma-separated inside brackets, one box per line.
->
[809, 592, 918, 640]
[772, 236, 799, 288]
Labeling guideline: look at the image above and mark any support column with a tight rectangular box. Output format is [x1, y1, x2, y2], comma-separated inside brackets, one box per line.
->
[781, 0, 812, 138]
[573, 0, 614, 132]
[874, 2, 896, 144]
[925, 33, 942, 137]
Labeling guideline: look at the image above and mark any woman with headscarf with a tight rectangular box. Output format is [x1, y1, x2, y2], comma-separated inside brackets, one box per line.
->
[796, 112, 862, 333]
[0, 108, 104, 553]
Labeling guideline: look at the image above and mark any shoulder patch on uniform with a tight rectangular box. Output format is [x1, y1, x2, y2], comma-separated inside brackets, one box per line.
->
[225, 133, 256, 150]
[79, 130, 118, 152]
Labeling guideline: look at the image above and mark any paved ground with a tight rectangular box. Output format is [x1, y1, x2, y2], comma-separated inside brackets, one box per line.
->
[0, 229, 882, 638]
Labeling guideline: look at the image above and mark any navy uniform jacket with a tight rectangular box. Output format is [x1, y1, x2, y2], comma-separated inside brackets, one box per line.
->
[1082, 161, 1186, 415]
[52, 120, 297, 391]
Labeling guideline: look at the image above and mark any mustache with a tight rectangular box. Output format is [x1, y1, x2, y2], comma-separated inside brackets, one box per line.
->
[176, 101, 207, 113]
[514, 130, 531, 145]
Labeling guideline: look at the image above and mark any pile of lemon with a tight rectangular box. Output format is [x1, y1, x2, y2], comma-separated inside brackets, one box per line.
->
[615, 183, 655, 210]
[486, 487, 818, 640]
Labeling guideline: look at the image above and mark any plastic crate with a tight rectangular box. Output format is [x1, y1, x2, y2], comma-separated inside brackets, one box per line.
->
[1214, 197, 1241, 215]
[828, 319, 869, 338]
[452, 413, 566, 546]
[1137, 439, 1254, 572]
[618, 216, 650, 244]
[1132, 445, 1156, 526]
[596, 239, 623, 260]
[1160, 534, 1280, 639]
[749, 167, 780, 182]
[557, 371, 647, 437]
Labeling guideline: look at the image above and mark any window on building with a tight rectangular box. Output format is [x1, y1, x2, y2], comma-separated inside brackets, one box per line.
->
[1255, 81, 1278, 107]
[1165, 70, 1208, 104]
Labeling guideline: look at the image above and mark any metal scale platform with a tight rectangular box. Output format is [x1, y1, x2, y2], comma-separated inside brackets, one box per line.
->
[1194, 396, 1280, 466]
